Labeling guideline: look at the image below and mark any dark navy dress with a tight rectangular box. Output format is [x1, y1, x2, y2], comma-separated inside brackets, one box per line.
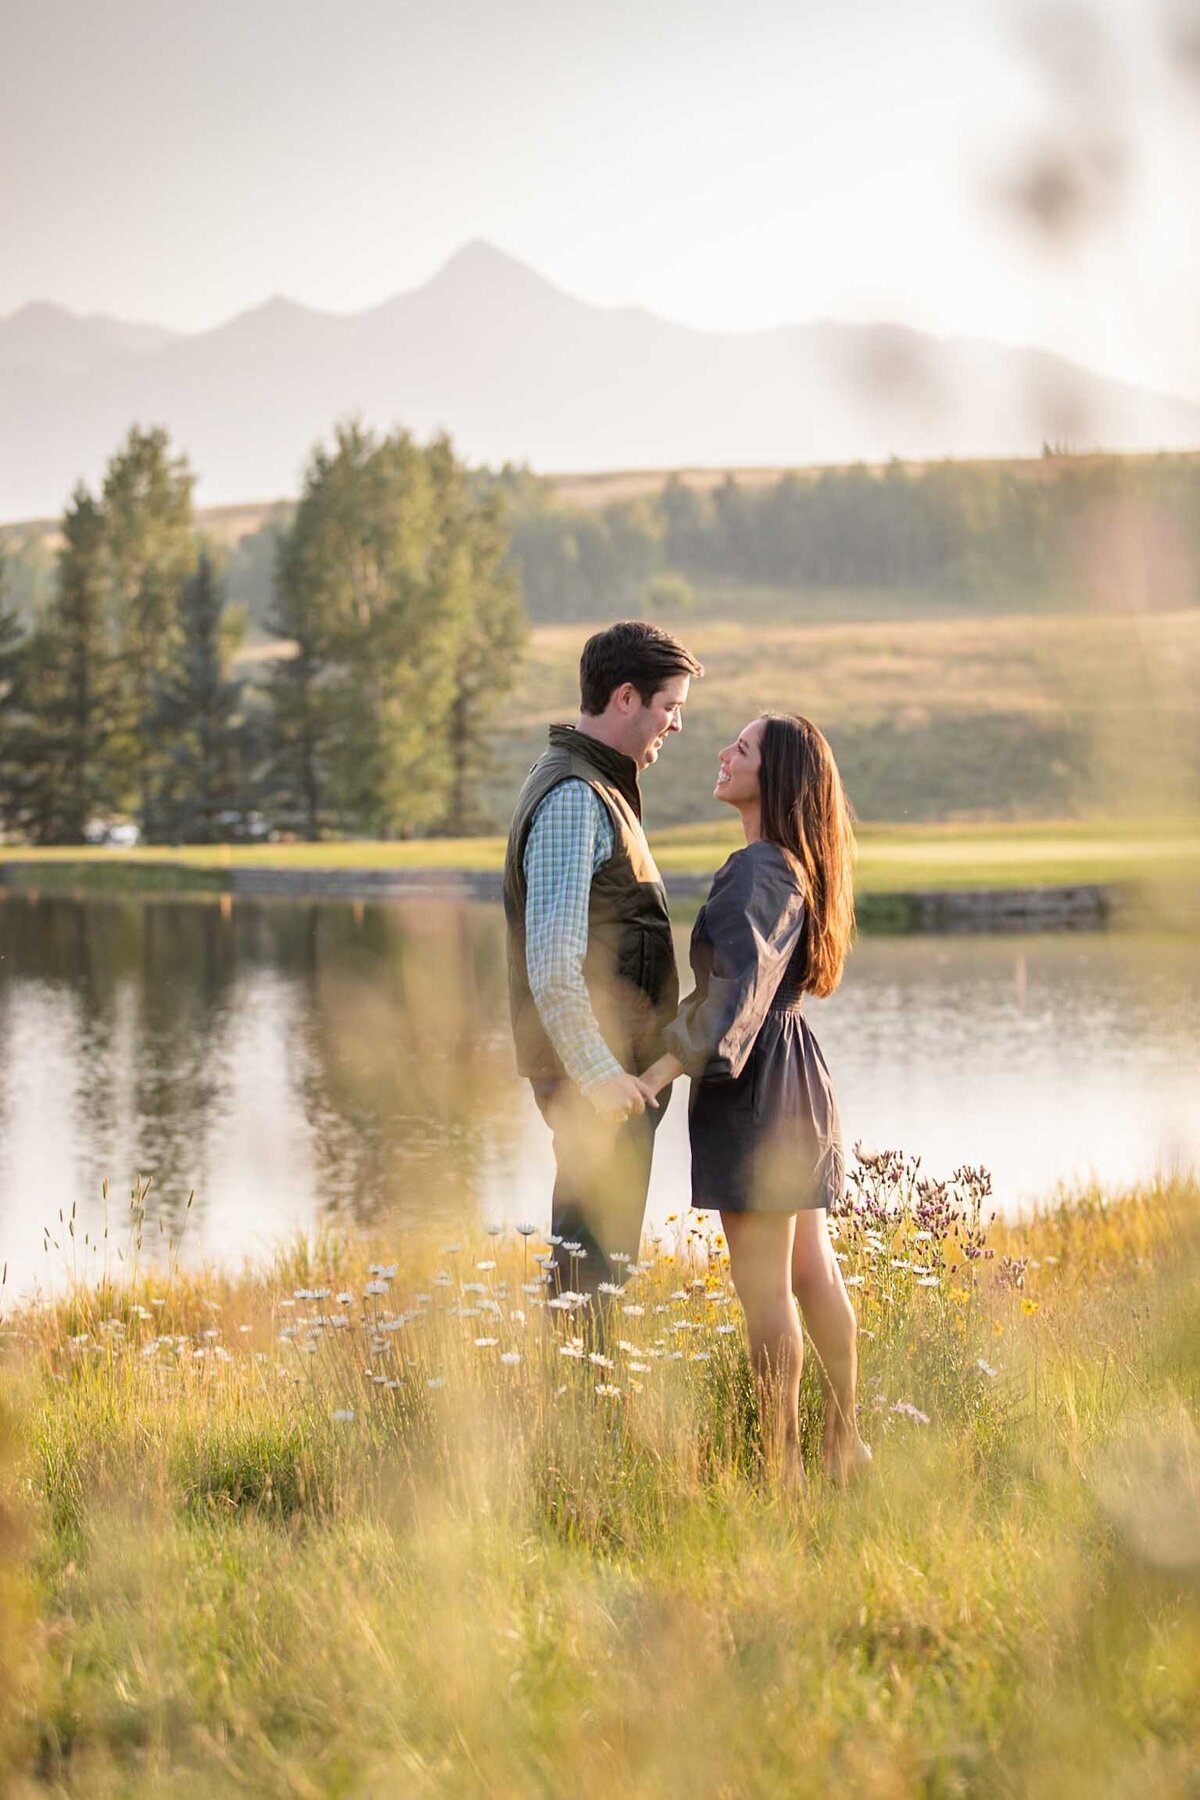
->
[663, 838, 844, 1214]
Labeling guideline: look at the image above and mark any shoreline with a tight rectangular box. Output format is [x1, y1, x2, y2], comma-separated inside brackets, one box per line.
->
[0, 855, 1126, 930]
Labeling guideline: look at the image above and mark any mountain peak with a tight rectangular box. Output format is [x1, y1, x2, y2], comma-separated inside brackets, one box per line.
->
[422, 239, 577, 306]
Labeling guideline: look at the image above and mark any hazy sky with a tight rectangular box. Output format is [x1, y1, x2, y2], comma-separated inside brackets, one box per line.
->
[3, 0, 1199, 396]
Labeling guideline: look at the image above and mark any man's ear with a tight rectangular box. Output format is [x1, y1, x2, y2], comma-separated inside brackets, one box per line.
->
[613, 682, 639, 714]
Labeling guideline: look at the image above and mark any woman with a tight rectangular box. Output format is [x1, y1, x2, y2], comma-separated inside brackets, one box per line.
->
[637, 713, 870, 1485]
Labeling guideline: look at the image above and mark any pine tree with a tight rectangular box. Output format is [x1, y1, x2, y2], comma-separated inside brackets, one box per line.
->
[52, 485, 112, 839]
[150, 551, 245, 842]
[0, 545, 28, 838]
[102, 426, 196, 828]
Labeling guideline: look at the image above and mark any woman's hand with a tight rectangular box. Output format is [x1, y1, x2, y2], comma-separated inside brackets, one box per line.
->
[637, 1054, 684, 1102]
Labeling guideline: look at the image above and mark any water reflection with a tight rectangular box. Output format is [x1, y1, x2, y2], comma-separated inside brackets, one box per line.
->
[0, 893, 1196, 1295]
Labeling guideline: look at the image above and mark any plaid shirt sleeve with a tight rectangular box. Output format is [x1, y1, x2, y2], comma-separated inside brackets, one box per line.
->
[523, 779, 622, 1094]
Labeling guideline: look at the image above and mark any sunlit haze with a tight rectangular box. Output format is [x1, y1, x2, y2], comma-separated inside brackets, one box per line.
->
[2, 0, 1199, 399]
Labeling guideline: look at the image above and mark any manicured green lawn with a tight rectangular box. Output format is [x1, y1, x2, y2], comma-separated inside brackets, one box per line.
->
[3, 818, 1197, 895]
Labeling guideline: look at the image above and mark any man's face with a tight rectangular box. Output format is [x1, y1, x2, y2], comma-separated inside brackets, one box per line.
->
[625, 672, 691, 770]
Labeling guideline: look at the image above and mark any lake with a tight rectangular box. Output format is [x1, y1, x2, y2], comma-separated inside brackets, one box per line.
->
[2, 893, 1197, 1296]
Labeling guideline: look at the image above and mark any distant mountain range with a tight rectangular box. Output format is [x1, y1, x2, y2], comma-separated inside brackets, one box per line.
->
[3, 240, 1200, 522]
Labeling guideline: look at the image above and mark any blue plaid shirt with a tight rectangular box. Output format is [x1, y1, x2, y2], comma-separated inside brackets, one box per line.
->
[523, 779, 623, 1094]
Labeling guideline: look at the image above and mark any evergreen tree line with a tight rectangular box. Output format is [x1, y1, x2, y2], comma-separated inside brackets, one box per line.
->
[500, 454, 1200, 621]
[0, 422, 525, 844]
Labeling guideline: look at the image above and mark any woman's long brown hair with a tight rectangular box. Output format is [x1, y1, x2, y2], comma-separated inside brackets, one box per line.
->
[758, 713, 856, 996]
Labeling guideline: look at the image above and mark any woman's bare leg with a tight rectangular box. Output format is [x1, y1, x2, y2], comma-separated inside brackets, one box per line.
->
[790, 1207, 871, 1480]
[721, 1211, 805, 1485]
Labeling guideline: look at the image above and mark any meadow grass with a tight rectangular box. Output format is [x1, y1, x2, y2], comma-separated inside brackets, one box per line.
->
[2, 1161, 1198, 1795]
[477, 608, 1200, 828]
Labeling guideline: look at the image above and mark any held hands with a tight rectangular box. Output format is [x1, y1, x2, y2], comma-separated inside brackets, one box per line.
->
[588, 1071, 658, 1125]
[588, 1054, 684, 1125]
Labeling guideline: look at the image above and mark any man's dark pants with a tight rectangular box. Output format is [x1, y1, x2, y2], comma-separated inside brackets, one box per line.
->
[530, 1077, 672, 1297]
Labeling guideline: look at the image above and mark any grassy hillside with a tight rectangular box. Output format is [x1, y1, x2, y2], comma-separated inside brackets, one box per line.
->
[479, 608, 1200, 827]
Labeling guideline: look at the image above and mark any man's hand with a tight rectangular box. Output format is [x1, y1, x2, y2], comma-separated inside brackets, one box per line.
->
[587, 1071, 659, 1125]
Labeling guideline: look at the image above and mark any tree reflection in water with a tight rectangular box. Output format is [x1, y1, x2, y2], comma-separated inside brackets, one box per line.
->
[0, 893, 518, 1271]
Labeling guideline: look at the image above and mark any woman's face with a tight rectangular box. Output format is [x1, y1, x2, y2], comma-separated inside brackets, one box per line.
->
[715, 717, 765, 809]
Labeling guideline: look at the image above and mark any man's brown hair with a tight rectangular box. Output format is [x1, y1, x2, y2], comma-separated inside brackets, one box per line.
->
[579, 621, 703, 715]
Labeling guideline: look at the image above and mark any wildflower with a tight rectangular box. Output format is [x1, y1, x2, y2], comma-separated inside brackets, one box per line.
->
[562, 1240, 584, 1253]
[476, 1260, 497, 1271]
[426, 1376, 446, 1389]
[715, 1323, 737, 1335]
[598, 1281, 623, 1296]
[474, 1337, 499, 1348]
[844, 1275, 865, 1288]
[337, 1292, 354, 1305]
[891, 1401, 930, 1424]
[916, 1275, 940, 1288]
[485, 1223, 505, 1237]
[500, 1352, 521, 1365]
[369, 1264, 398, 1280]
[621, 1303, 645, 1317]
[560, 1343, 585, 1359]
[432, 1273, 453, 1287]
[332, 1408, 355, 1422]
[950, 1287, 971, 1305]
[522, 1282, 543, 1295]
[690, 1352, 711, 1362]
[364, 1281, 388, 1297]
[595, 1383, 622, 1398]
[588, 1352, 615, 1368]
[461, 1281, 487, 1294]
[1021, 1298, 1040, 1316]
[609, 1250, 632, 1264]
[629, 1361, 651, 1373]
[443, 1243, 464, 1255]
[515, 1222, 538, 1237]
[977, 1358, 998, 1378]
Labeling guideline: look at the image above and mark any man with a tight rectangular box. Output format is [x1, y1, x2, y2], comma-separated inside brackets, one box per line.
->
[503, 620, 703, 1299]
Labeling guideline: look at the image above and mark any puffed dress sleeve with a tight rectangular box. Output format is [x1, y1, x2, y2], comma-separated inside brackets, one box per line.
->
[662, 840, 806, 1082]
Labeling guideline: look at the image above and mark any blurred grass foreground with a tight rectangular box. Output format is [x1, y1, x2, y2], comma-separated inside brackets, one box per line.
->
[2, 1159, 1198, 1796]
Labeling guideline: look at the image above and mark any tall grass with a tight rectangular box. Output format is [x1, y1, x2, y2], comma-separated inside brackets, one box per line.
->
[2, 1160, 1198, 1795]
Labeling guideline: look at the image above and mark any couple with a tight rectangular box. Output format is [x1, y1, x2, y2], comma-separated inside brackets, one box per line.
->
[503, 620, 870, 1484]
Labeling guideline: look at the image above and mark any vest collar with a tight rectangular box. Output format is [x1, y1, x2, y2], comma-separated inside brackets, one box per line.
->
[548, 723, 643, 819]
